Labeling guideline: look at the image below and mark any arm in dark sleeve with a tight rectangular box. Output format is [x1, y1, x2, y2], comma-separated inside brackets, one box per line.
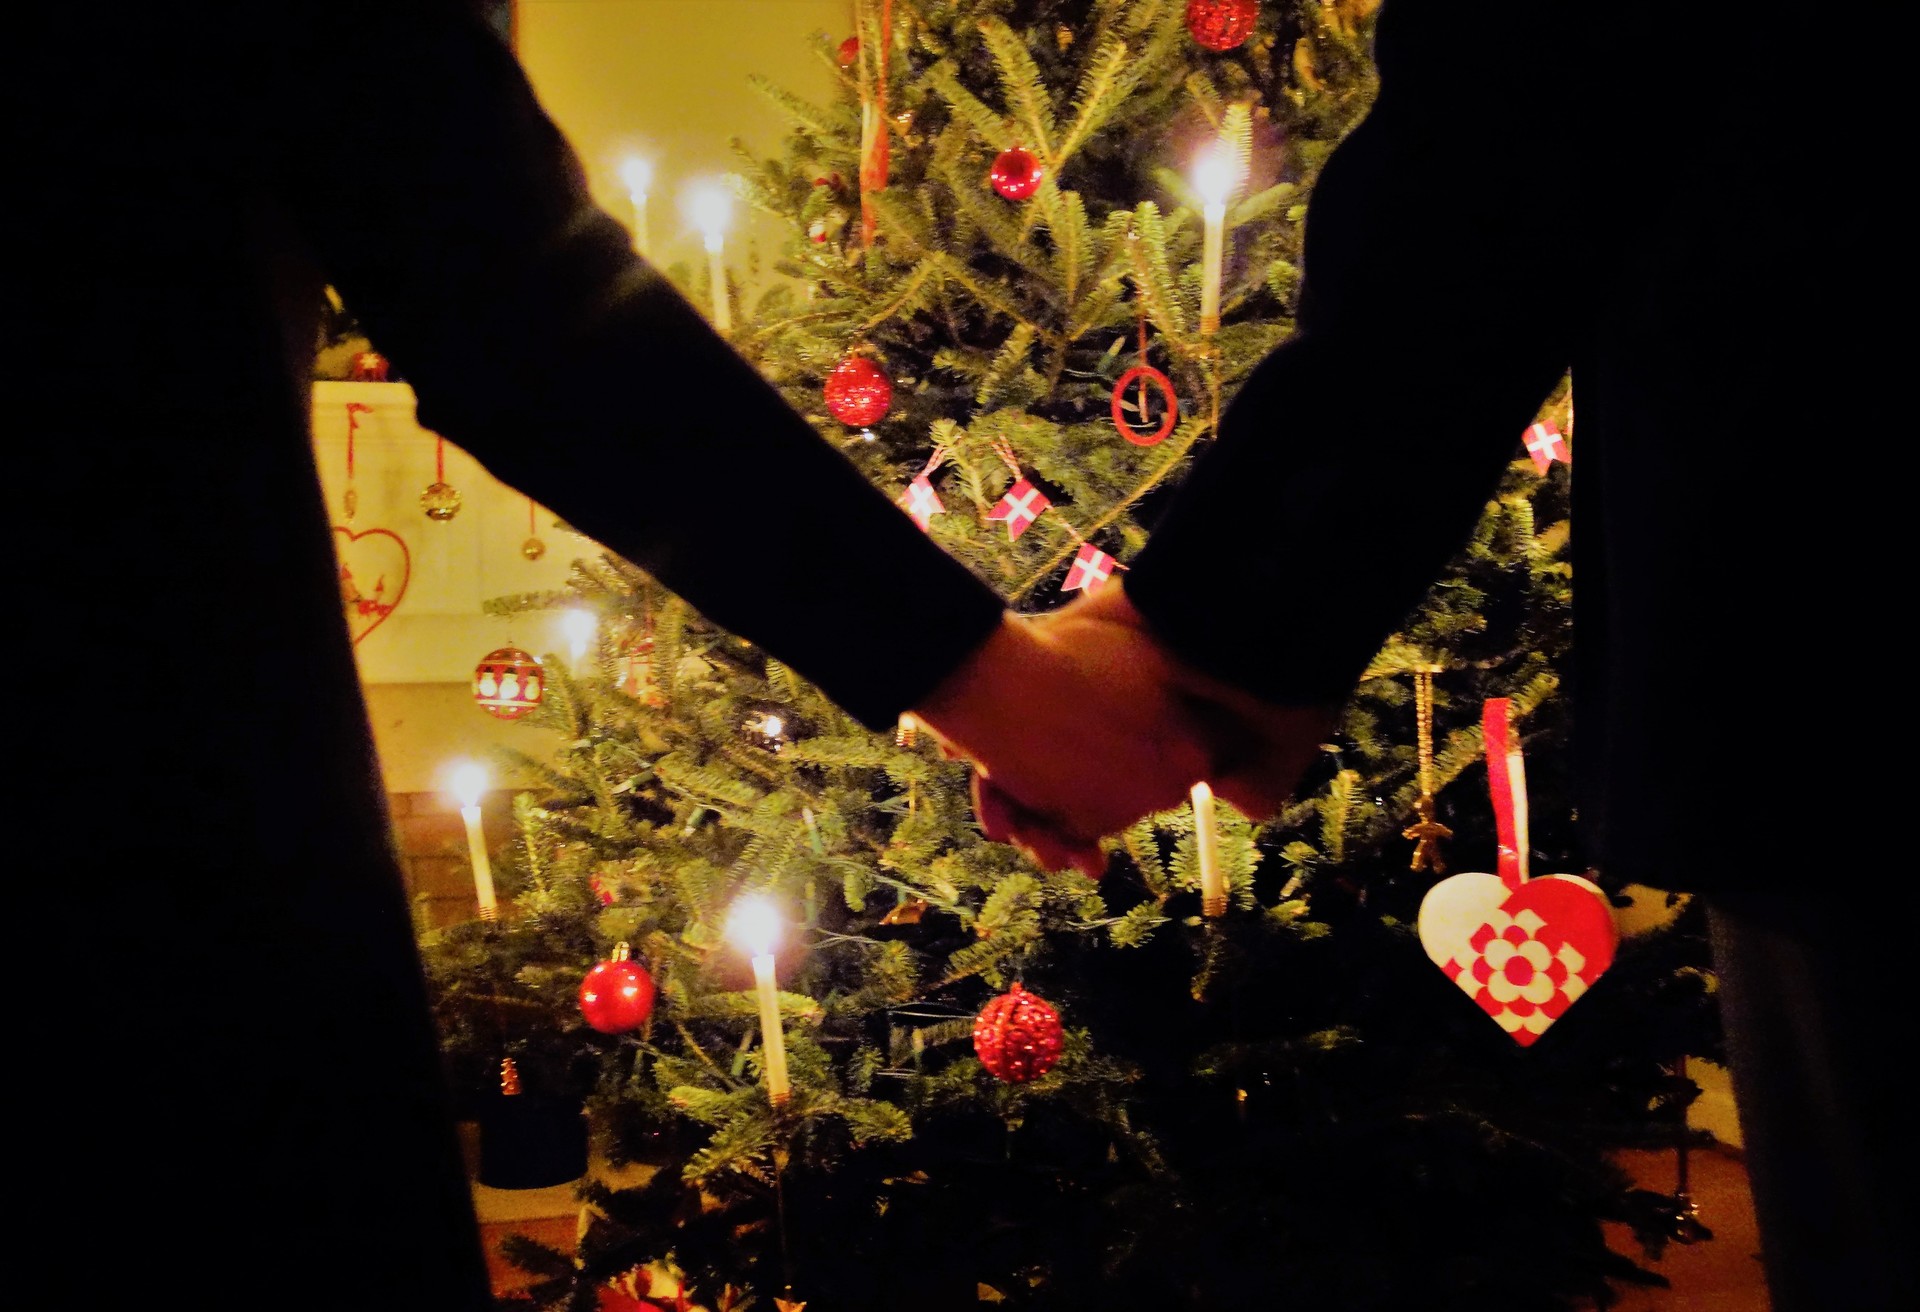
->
[1124, 0, 1573, 707]
[259, 1, 1001, 730]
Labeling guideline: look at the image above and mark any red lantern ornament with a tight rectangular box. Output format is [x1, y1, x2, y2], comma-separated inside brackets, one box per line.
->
[579, 942, 656, 1034]
[473, 646, 544, 720]
[824, 354, 893, 428]
[973, 983, 1064, 1084]
[1185, 0, 1259, 52]
[836, 35, 859, 68]
[989, 146, 1044, 201]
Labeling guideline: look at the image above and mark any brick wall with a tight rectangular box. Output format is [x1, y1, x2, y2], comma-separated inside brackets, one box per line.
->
[389, 789, 516, 931]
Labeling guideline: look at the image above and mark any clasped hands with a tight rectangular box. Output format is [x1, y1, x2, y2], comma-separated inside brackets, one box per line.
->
[912, 583, 1334, 877]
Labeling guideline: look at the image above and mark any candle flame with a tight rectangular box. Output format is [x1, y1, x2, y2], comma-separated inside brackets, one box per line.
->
[451, 762, 487, 809]
[687, 183, 732, 247]
[727, 895, 781, 957]
[1194, 148, 1236, 207]
[563, 608, 596, 661]
[619, 157, 652, 197]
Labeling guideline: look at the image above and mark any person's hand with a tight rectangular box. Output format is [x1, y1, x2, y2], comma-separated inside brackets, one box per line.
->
[908, 605, 1215, 876]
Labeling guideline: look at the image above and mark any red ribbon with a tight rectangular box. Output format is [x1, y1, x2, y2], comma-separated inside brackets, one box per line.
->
[858, 0, 893, 246]
[1483, 698, 1529, 889]
[345, 402, 372, 481]
[435, 434, 446, 482]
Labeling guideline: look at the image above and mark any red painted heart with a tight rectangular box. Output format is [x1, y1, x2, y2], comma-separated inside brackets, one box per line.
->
[332, 525, 411, 646]
[1416, 872, 1617, 1046]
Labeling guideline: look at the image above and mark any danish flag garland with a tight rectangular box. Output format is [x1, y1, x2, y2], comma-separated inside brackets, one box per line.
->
[987, 478, 1052, 541]
[1524, 420, 1569, 475]
[1416, 699, 1617, 1046]
[1062, 543, 1117, 593]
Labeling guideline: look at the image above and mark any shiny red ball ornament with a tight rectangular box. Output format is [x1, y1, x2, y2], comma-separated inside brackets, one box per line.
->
[1185, 0, 1259, 52]
[579, 943, 656, 1034]
[824, 355, 893, 428]
[836, 35, 860, 68]
[472, 646, 543, 720]
[988, 146, 1044, 201]
[973, 983, 1064, 1084]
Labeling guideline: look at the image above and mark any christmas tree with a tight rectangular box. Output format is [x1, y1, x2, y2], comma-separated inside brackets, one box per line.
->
[419, 3, 1719, 1307]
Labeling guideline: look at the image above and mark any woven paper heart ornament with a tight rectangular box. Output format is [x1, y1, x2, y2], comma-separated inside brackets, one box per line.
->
[1416, 699, 1616, 1045]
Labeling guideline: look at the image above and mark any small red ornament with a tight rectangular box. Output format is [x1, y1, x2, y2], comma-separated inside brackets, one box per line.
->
[836, 35, 859, 68]
[973, 983, 1064, 1084]
[824, 354, 893, 428]
[1185, 0, 1259, 52]
[473, 646, 544, 720]
[580, 942, 656, 1034]
[988, 146, 1044, 201]
[349, 349, 390, 381]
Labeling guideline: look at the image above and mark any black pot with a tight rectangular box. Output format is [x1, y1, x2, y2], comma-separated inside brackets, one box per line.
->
[477, 1092, 588, 1190]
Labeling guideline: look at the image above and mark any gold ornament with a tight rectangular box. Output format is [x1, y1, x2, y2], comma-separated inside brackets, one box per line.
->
[520, 536, 547, 560]
[880, 897, 929, 925]
[1056, 23, 1074, 51]
[420, 481, 463, 521]
[499, 1056, 522, 1096]
[773, 1300, 808, 1312]
[1403, 667, 1453, 872]
[341, 486, 358, 523]
[894, 714, 918, 747]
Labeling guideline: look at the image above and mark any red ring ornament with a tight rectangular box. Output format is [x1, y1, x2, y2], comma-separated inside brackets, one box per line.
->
[1110, 365, 1179, 446]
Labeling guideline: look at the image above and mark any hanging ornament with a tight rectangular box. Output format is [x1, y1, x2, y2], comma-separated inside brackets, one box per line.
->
[619, 623, 667, 708]
[880, 896, 929, 925]
[898, 446, 948, 531]
[824, 354, 893, 428]
[349, 349, 390, 381]
[421, 435, 462, 521]
[1402, 666, 1453, 873]
[973, 983, 1064, 1084]
[989, 145, 1044, 201]
[332, 525, 411, 645]
[1524, 419, 1570, 475]
[1062, 542, 1117, 594]
[589, 872, 619, 907]
[836, 34, 859, 69]
[499, 1056, 523, 1096]
[521, 496, 547, 561]
[855, 0, 893, 246]
[579, 942, 656, 1034]
[1185, 0, 1260, 52]
[1111, 366, 1178, 445]
[894, 713, 918, 747]
[473, 646, 544, 720]
[1416, 699, 1618, 1046]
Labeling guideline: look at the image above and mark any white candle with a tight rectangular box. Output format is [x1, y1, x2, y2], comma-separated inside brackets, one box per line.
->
[728, 896, 790, 1104]
[1192, 782, 1226, 917]
[562, 608, 595, 667]
[1194, 149, 1235, 336]
[452, 763, 498, 921]
[689, 185, 733, 333]
[620, 158, 652, 260]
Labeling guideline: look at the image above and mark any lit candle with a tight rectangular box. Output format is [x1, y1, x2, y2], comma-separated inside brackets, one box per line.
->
[727, 896, 790, 1104]
[689, 184, 733, 333]
[1192, 782, 1226, 917]
[1194, 148, 1235, 336]
[620, 157, 652, 260]
[562, 608, 595, 666]
[452, 763, 498, 921]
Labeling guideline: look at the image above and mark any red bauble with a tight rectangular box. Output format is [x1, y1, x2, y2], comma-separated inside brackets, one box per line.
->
[349, 349, 389, 381]
[579, 945, 656, 1034]
[473, 646, 543, 720]
[988, 146, 1044, 201]
[1185, 0, 1259, 51]
[823, 355, 893, 427]
[973, 983, 1064, 1084]
[836, 35, 860, 68]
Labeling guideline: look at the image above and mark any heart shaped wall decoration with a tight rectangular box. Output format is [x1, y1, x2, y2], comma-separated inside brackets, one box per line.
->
[332, 525, 411, 645]
[1415, 699, 1617, 1046]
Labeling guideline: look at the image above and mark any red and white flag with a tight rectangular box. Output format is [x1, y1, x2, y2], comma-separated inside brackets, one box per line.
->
[1062, 543, 1116, 593]
[987, 478, 1051, 541]
[898, 474, 945, 531]
[1523, 421, 1569, 475]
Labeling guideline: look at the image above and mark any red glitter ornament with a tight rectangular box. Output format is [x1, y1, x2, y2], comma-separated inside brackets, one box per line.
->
[579, 943, 656, 1034]
[472, 646, 543, 720]
[824, 354, 893, 428]
[1185, 0, 1259, 52]
[837, 35, 860, 68]
[988, 146, 1044, 201]
[973, 983, 1064, 1084]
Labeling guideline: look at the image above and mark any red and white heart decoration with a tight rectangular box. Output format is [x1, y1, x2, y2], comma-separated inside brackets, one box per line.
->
[332, 525, 411, 646]
[1416, 699, 1616, 1045]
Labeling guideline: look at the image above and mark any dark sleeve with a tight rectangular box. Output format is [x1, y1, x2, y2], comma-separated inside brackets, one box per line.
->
[1124, 0, 1573, 707]
[258, 1, 1002, 730]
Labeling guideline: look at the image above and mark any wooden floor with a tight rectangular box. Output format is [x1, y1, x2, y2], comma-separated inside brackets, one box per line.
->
[479, 1146, 1769, 1308]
